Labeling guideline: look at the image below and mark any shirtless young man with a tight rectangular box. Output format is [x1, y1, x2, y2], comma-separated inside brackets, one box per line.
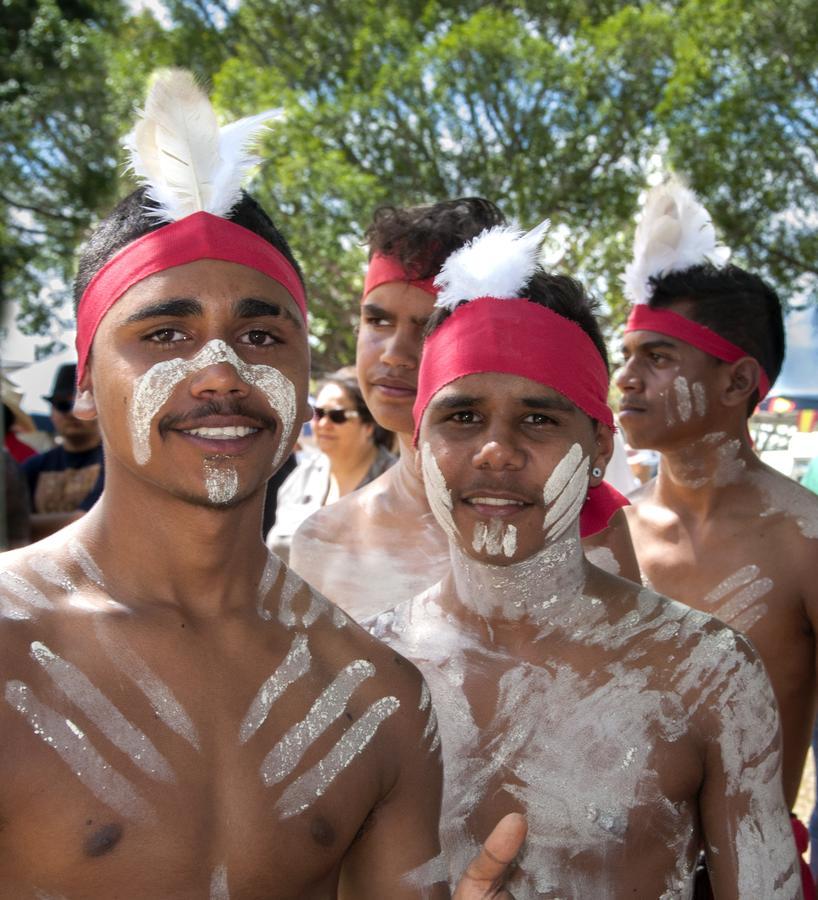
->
[0, 71, 521, 899]
[615, 179, 818, 884]
[369, 223, 800, 898]
[291, 202, 639, 621]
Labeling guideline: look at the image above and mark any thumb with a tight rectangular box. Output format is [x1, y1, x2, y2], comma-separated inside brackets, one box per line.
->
[453, 813, 527, 899]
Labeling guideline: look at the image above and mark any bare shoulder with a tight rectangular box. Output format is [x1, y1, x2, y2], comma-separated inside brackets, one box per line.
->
[291, 468, 395, 548]
[748, 464, 818, 542]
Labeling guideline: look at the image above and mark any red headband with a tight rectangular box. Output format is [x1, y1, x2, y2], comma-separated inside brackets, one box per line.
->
[362, 253, 439, 300]
[625, 305, 771, 399]
[75, 211, 307, 382]
[413, 297, 614, 445]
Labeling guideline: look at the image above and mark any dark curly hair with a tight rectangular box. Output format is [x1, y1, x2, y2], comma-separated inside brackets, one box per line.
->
[74, 188, 304, 311]
[424, 271, 609, 373]
[365, 197, 505, 280]
[648, 263, 785, 414]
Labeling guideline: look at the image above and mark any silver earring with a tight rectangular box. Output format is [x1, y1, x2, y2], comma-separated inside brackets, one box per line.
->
[591, 466, 603, 479]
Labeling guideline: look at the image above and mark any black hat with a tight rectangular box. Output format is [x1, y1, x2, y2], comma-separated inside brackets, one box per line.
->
[43, 364, 77, 402]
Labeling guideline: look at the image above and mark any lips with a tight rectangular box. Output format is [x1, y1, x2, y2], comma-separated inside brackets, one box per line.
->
[462, 490, 533, 518]
[370, 375, 417, 399]
[172, 415, 267, 454]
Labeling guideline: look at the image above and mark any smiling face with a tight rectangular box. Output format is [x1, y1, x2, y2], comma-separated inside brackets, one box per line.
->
[616, 325, 721, 453]
[417, 372, 611, 564]
[356, 283, 436, 435]
[74, 259, 310, 509]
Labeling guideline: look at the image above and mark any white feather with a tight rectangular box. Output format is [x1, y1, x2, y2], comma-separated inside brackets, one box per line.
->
[124, 69, 280, 223]
[623, 175, 730, 304]
[434, 220, 551, 310]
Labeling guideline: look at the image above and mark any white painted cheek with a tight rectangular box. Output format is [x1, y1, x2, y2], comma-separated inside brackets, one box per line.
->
[421, 443, 459, 542]
[673, 376, 692, 422]
[203, 460, 239, 505]
[129, 339, 297, 469]
[691, 382, 707, 417]
[542, 443, 589, 540]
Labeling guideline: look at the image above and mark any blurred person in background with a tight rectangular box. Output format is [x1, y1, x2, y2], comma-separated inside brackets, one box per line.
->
[22, 363, 104, 539]
[267, 367, 395, 562]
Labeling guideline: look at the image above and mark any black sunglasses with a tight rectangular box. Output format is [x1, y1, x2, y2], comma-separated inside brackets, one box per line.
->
[49, 399, 74, 414]
[313, 406, 360, 425]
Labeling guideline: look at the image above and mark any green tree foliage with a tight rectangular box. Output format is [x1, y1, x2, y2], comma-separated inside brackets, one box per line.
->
[4, 1, 817, 370]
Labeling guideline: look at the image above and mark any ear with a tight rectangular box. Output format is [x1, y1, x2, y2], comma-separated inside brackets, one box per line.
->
[590, 422, 615, 487]
[721, 357, 762, 409]
[72, 364, 98, 420]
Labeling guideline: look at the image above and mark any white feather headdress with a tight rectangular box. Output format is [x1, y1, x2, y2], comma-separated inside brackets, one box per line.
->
[123, 69, 280, 223]
[433, 220, 551, 310]
[623, 175, 730, 304]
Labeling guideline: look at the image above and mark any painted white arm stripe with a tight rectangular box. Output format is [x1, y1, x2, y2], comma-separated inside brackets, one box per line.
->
[5, 680, 156, 823]
[260, 659, 375, 786]
[30, 641, 175, 783]
[239, 633, 311, 744]
[277, 696, 400, 820]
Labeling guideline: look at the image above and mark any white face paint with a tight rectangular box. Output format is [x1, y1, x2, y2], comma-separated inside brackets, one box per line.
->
[691, 382, 707, 417]
[542, 443, 589, 541]
[472, 520, 517, 558]
[129, 339, 297, 471]
[673, 376, 693, 422]
[202, 459, 239, 505]
[420, 442, 459, 542]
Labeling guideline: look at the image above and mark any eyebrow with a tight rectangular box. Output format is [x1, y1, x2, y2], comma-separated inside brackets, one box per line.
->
[361, 303, 430, 327]
[431, 393, 576, 412]
[234, 297, 302, 330]
[122, 296, 302, 330]
[633, 339, 679, 353]
[123, 298, 203, 324]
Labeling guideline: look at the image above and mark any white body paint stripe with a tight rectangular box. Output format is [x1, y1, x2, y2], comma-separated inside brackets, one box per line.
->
[30, 642, 175, 783]
[5, 681, 156, 822]
[209, 864, 230, 900]
[67, 538, 106, 588]
[260, 659, 375, 786]
[0, 571, 53, 610]
[239, 634, 311, 744]
[277, 696, 400, 819]
[256, 553, 282, 621]
[96, 627, 201, 751]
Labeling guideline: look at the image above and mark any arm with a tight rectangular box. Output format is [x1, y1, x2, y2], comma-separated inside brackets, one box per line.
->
[337, 672, 447, 899]
[698, 635, 801, 899]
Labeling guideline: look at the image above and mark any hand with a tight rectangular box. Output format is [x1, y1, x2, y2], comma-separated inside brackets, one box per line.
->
[453, 813, 527, 899]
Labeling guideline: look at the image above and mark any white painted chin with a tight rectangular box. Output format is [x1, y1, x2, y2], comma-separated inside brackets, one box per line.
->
[472, 520, 517, 558]
[203, 459, 239, 505]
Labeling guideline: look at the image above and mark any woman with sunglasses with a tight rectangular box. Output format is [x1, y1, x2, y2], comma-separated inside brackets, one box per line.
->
[267, 367, 396, 563]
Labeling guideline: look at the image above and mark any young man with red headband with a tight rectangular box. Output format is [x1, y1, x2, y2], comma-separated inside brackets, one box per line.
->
[291, 202, 640, 621]
[0, 70, 523, 899]
[368, 221, 799, 897]
[616, 177, 818, 895]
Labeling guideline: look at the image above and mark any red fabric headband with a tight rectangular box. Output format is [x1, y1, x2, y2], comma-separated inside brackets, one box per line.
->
[362, 252, 439, 299]
[75, 211, 307, 382]
[413, 297, 614, 445]
[625, 305, 771, 399]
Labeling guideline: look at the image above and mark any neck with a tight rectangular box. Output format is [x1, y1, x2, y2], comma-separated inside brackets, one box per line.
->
[447, 526, 586, 628]
[389, 435, 429, 505]
[75, 468, 271, 618]
[328, 443, 378, 497]
[654, 426, 758, 512]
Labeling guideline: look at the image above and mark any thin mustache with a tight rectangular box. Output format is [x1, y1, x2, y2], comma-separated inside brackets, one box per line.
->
[159, 400, 278, 435]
